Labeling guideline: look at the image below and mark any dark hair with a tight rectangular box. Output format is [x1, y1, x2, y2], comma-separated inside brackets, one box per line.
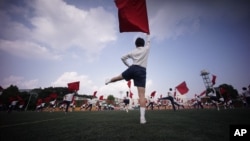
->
[135, 37, 145, 47]
[169, 88, 172, 91]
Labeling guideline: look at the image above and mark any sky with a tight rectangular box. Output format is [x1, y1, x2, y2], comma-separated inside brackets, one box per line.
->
[0, 0, 249, 100]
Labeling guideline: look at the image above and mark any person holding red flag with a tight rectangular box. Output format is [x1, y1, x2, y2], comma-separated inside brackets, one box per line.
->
[49, 92, 57, 112]
[123, 91, 130, 113]
[206, 88, 224, 111]
[7, 96, 18, 113]
[105, 34, 150, 124]
[85, 97, 97, 111]
[63, 90, 77, 113]
[195, 95, 204, 109]
[146, 96, 154, 110]
[36, 98, 43, 112]
[159, 88, 176, 111]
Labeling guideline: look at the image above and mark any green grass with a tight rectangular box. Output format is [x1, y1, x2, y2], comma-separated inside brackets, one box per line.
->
[0, 109, 250, 141]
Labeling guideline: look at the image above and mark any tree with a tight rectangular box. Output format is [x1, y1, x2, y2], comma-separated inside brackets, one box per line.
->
[1, 85, 19, 105]
[218, 84, 239, 100]
[107, 95, 115, 105]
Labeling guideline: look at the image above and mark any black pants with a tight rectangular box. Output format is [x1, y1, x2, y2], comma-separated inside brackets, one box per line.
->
[86, 104, 93, 111]
[246, 97, 250, 108]
[147, 102, 154, 110]
[64, 101, 70, 112]
[197, 102, 203, 109]
[161, 96, 176, 111]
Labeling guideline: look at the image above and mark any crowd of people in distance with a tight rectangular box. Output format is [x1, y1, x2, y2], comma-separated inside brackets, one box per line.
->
[1, 85, 250, 113]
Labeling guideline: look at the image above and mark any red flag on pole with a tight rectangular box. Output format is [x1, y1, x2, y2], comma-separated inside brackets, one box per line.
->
[175, 81, 189, 95]
[44, 97, 51, 103]
[36, 98, 43, 106]
[150, 91, 156, 97]
[99, 95, 104, 100]
[93, 91, 97, 97]
[115, 0, 150, 33]
[211, 75, 216, 85]
[49, 93, 58, 99]
[68, 81, 80, 91]
[17, 95, 23, 101]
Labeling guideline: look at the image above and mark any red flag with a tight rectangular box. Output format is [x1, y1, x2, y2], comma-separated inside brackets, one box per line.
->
[49, 93, 58, 99]
[175, 81, 189, 95]
[129, 91, 133, 98]
[19, 100, 25, 105]
[219, 87, 226, 95]
[127, 80, 131, 88]
[44, 97, 51, 103]
[93, 91, 97, 97]
[211, 75, 216, 85]
[150, 91, 156, 97]
[68, 81, 80, 91]
[99, 95, 104, 100]
[36, 98, 43, 106]
[115, 0, 150, 33]
[17, 95, 23, 101]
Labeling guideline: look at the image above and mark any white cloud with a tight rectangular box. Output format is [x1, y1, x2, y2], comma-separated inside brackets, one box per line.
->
[0, 39, 61, 60]
[150, 5, 201, 41]
[51, 72, 98, 95]
[1, 75, 39, 89]
[0, 0, 117, 62]
[51, 71, 134, 98]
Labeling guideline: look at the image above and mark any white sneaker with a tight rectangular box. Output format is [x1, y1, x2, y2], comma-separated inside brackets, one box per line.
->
[140, 118, 147, 124]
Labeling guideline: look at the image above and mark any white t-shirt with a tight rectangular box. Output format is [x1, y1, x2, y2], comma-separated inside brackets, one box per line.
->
[11, 100, 18, 106]
[121, 35, 150, 68]
[168, 91, 174, 97]
[243, 90, 250, 97]
[64, 93, 74, 102]
[149, 97, 154, 103]
[88, 99, 96, 105]
[196, 96, 201, 102]
[50, 100, 56, 105]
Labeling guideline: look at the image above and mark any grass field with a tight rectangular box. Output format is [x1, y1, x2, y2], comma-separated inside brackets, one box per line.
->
[0, 108, 250, 141]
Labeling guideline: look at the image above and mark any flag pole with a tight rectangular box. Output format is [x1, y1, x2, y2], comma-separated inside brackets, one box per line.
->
[25, 92, 32, 111]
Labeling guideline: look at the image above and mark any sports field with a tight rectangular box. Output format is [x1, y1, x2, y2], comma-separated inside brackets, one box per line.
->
[0, 108, 249, 141]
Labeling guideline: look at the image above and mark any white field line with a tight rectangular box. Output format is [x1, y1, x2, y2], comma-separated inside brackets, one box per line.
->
[0, 117, 69, 128]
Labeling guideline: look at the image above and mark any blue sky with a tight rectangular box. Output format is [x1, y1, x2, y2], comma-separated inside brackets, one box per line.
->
[0, 0, 249, 100]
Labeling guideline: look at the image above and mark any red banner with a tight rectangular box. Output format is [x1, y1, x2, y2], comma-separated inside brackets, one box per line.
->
[175, 81, 189, 95]
[115, 0, 150, 33]
[151, 91, 156, 97]
[68, 81, 80, 91]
